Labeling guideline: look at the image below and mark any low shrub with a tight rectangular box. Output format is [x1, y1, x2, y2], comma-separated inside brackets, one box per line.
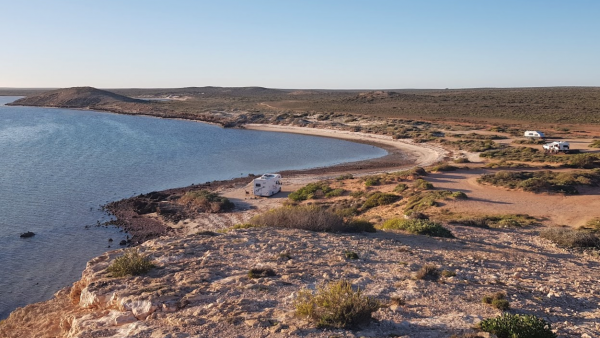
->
[539, 227, 600, 248]
[441, 270, 456, 277]
[439, 139, 502, 152]
[452, 132, 507, 140]
[344, 251, 359, 259]
[364, 176, 382, 187]
[479, 313, 556, 338]
[482, 292, 510, 311]
[346, 219, 376, 233]
[289, 182, 334, 201]
[452, 191, 468, 199]
[395, 167, 427, 179]
[107, 249, 154, 277]
[513, 138, 546, 145]
[336, 174, 354, 180]
[248, 268, 276, 278]
[362, 192, 401, 210]
[180, 190, 234, 212]
[477, 170, 600, 194]
[450, 214, 537, 228]
[404, 190, 466, 213]
[295, 280, 380, 328]
[394, 183, 408, 193]
[249, 205, 346, 232]
[381, 218, 454, 238]
[413, 179, 434, 190]
[589, 140, 600, 148]
[454, 157, 470, 163]
[580, 218, 600, 232]
[325, 188, 346, 198]
[430, 163, 458, 172]
[415, 264, 440, 281]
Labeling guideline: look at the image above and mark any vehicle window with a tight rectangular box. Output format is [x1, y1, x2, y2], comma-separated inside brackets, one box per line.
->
[255, 184, 261, 187]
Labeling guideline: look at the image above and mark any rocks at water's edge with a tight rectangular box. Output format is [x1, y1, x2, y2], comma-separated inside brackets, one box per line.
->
[20, 231, 35, 238]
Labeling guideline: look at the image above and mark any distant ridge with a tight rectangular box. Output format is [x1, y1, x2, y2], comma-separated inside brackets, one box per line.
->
[7, 87, 146, 108]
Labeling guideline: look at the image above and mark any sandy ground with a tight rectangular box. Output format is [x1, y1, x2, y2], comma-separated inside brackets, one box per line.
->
[427, 169, 600, 227]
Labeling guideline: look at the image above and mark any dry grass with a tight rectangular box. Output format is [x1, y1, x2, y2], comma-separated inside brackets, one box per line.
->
[107, 249, 154, 277]
[295, 280, 380, 328]
[539, 227, 600, 248]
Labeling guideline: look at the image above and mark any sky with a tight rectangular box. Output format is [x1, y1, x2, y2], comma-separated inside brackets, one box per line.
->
[1, 0, 599, 89]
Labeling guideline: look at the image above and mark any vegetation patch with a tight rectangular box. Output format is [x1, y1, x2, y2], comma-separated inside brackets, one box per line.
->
[404, 190, 467, 213]
[513, 138, 546, 145]
[539, 227, 600, 248]
[336, 174, 354, 180]
[381, 219, 454, 238]
[179, 190, 234, 212]
[439, 139, 502, 152]
[415, 264, 440, 281]
[479, 313, 556, 338]
[589, 140, 600, 148]
[394, 183, 408, 193]
[295, 280, 380, 329]
[346, 219, 376, 233]
[248, 267, 276, 278]
[361, 192, 401, 210]
[451, 132, 507, 140]
[413, 178, 434, 190]
[482, 292, 510, 311]
[250, 205, 374, 233]
[394, 167, 427, 179]
[481, 147, 600, 168]
[344, 251, 359, 259]
[430, 163, 459, 172]
[289, 182, 336, 201]
[477, 170, 600, 194]
[580, 218, 600, 232]
[453, 157, 470, 163]
[107, 249, 154, 277]
[363, 176, 382, 187]
[449, 214, 538, 228]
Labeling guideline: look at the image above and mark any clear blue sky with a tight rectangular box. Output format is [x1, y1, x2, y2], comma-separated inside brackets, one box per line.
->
[1, 0, 599, 89]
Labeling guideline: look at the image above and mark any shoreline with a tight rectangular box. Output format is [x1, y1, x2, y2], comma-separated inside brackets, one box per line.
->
[105, 123, 448, 243]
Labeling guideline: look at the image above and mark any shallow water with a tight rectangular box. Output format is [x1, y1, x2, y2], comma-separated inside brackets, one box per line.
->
[0, 97, 387, 318]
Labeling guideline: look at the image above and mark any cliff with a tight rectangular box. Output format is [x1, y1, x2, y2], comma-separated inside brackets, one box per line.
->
[1, 226, 598, 337]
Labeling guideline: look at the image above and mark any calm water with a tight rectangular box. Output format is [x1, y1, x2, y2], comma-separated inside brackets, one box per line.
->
[0, 96, 387, 318]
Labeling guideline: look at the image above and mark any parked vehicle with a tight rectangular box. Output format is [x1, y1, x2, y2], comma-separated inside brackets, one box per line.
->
[253, 173, 282, 197]
[543, 141, 570, 153]
[524, 130, 545, 138]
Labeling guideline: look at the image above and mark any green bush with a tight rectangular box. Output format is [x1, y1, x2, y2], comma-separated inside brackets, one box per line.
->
[539, 227, 600, 248]
[295, 280, 380, 328]
[180, 190, 234, 212]
[454, 157, 470, 163]
[394, 183, 408, 193]
[395, 167, 427, 179]
[413, 179, 434, 190]
[336, 174, 354, 180]
[346, 219, 376, 232]
[581, 218, 600, 232]
[479, 313, 556, 338]
[482, 292, 510, 311]
[381, 218, 454, 238]
[344, 251, 359, 259]
[452, 191, 468, 199]
[477, 170, 600, 194]
[362, 192, 401, 210]
[325, 188, 346, 198]
[589, 140, 600, 148]
[107, 249, 154, 277]
[289, 182, 334, 201]
[364, 176, 382, 187]
[431, 163, 458, 172]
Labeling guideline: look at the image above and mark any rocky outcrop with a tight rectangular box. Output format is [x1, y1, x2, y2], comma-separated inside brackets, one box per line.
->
[2, 226, 599, 337]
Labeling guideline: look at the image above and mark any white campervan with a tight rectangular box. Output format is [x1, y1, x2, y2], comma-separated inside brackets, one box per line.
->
[253, 174, 282, 197]
[524, 130, 545, 138]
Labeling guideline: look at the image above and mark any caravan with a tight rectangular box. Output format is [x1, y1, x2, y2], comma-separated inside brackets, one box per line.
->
[253, 174, 282, 197]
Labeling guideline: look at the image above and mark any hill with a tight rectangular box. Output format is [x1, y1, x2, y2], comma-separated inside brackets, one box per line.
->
[7, 87, 146, 108]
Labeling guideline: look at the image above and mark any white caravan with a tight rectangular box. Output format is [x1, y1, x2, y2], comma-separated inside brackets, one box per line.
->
[253, 174, 282, 197]
[543, 141, 570, 153]
[524, 130, 545, 138]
